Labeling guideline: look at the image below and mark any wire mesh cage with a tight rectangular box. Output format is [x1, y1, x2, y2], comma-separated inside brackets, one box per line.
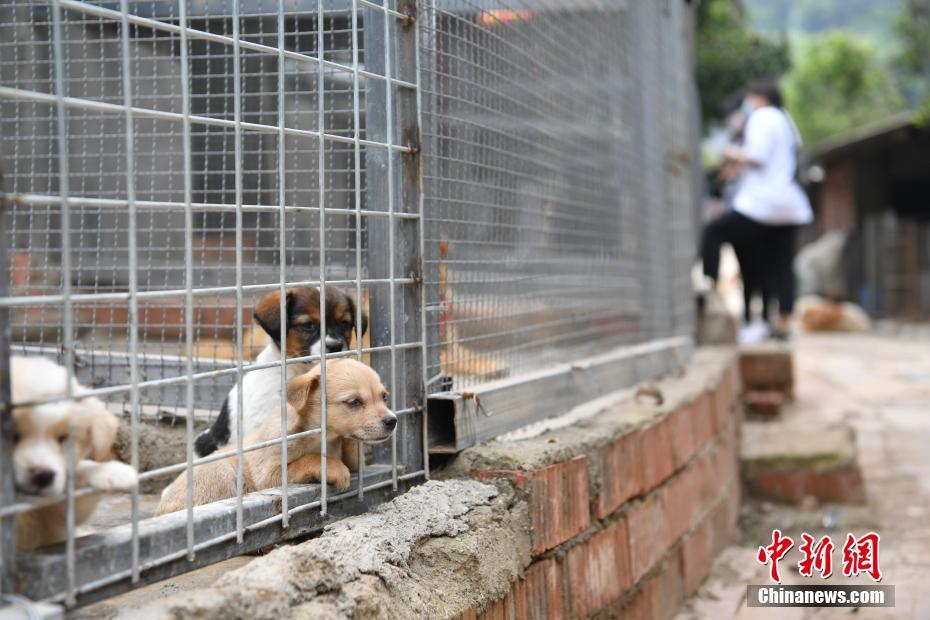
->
[1, 1, 376, 412]
[420, 0, 697, 387]
[0, 0, 699, 608]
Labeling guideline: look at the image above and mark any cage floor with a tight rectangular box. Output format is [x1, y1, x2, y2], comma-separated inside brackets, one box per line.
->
[82, 494, 162, 534]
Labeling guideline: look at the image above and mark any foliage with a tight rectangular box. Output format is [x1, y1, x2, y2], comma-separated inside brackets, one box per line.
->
[783, 31, 904, 144]
[895, 0, 930, 115]
[744, 0, 903, 56]
[696, 0, 790, 129]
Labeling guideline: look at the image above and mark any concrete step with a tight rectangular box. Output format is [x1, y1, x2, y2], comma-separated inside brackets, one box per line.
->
[740, 420, 865, 505]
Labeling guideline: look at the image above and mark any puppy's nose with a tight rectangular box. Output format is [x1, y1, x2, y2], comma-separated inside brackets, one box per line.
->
[324, 338, 344, 353]
[382, 416, 397, 430]
[29, 467, 55, 490]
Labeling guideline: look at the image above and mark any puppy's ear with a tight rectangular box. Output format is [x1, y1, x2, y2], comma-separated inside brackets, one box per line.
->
[254, 289, 294, 343]
[76, 397, 120, 461]
[286, 367, 322, 411]
[346, 294, 368, 336]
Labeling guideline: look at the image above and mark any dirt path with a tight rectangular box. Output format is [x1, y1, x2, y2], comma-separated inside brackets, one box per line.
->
[679, 332, 930, 620]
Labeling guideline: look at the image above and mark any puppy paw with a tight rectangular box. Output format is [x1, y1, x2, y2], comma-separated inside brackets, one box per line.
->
[327, 459, 352, 491]
[86, 461, 138, 492]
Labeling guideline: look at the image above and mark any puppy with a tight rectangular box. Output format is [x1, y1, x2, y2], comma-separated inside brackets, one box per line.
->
[158, 358, 395, 514]
[194, 286, 367, 458]
[8, 356, 138, 551]
[796, 295, 870, 332]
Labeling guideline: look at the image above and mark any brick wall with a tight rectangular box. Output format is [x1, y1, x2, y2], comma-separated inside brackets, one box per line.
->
[451, 349, 741, 620]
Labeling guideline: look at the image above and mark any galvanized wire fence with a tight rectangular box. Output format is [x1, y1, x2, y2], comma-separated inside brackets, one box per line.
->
[0, 0, 699, 608]
[419, 0, 697, 386]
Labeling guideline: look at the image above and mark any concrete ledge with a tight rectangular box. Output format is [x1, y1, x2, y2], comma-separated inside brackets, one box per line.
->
[134, 480, 528, 619]
[741, 421, 866, 505]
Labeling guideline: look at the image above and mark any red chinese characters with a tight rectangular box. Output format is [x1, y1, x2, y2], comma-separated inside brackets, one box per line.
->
[842, 532, 882, 582]
[798, 533, 834, 578]
[756, 529, 794, 583]
[757, 530, 882, 583]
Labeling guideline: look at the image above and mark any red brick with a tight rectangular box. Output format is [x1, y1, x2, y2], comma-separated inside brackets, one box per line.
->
[746, 466, 866, 505]
[712, 373, 735, 436]
[478, 579, 526, 620]
[524, 559, 564, 620]
[726, 482, 741, 536]
[528, 457, 591, 554]
[661, 469, 698, 545]
[680, 519, 713, 596]
[595, 432, 643, 519]
[655, 551, 685, 620]
[668, 405, 699, 470]
[688, 447, 718, 517]
[713, 439, 737, 490]
[709, 487, 739, 557]
[567, 520, 632, 617]
[640, 420, 675, 492]
[627, 494, 668, 583]
[743, 389, 785, 417]
[692, 391, 717, 446]
[739, 345, 793, 396]
[618, 555, 684, 620]
[617, 575, 656, 620]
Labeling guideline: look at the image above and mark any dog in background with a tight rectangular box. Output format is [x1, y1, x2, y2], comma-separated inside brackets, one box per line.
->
[795, 295, 870, 332]
[194, 286, 367, 458]
[9, 356, 137, 551]
[158, 358, 395, 514]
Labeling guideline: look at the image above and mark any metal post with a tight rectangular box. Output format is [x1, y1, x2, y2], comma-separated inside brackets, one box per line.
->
[0, 163, 15, 595]
[49, 0, 77, 604]
[364, 1, 425, 476]
[178, 0, 197, 560]
[415, 0, 442, 426]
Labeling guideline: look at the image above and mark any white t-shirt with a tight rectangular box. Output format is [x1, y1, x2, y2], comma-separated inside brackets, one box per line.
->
[732, 106, 813, 225]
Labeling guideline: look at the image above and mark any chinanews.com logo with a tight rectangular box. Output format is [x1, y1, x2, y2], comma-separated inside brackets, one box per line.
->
[748, 530, 895, 608]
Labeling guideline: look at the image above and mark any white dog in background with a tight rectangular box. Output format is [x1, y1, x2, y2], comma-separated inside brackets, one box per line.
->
[8, 356, 137, 551]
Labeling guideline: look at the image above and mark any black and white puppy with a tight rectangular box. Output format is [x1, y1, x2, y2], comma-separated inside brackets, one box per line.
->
[194, 286, 367, 458]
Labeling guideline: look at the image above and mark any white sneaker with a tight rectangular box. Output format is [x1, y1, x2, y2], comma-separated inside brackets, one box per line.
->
[739, 320, 770, 344]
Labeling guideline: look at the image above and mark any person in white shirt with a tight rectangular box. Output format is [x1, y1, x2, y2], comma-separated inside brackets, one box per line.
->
[701, 78, 813, 339]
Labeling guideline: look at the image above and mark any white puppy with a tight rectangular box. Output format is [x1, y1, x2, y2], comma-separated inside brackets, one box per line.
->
[8, 356, 137, 551]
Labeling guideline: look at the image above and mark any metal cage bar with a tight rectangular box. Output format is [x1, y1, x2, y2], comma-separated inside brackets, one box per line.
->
[0, 0, 699, 609]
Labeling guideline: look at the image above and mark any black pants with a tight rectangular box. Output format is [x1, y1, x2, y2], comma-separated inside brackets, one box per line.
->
[700, 211, 798, 319]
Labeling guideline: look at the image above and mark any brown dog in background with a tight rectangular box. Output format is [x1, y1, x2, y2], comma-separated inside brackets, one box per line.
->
[157, 358, 395, 514]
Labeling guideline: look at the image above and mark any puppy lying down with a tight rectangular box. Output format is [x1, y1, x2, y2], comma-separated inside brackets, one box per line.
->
[9, 356, 138, 551]
[157, 358, 396, 514]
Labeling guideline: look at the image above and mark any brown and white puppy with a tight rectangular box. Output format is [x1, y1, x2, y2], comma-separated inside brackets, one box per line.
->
[8, 356, 137, 551]
[194, 286, 368, 458]
[158, 358, 394, 515]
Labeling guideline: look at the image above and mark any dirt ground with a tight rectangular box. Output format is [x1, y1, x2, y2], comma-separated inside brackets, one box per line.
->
[678, 331, 930, 620]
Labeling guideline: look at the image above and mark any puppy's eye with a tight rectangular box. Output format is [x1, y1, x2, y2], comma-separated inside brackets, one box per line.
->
[298, 323, 318, 333]
[382, 392, 389, 403]
[57, 433, 69, 445]
[345, 398, 364, 407]
[11, 432, 21, 444]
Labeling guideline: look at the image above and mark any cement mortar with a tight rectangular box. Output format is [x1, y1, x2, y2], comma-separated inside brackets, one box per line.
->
[144, 479, 528, 619]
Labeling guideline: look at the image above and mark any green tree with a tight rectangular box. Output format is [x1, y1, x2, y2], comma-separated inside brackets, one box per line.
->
[783, 31, 904, 144]
[696, 0, 790, 129]
[895, 0, 930, 121]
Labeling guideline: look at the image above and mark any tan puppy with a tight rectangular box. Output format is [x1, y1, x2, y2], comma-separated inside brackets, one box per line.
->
[157, 358, 395, 514]
[9, 356, 138, 551]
